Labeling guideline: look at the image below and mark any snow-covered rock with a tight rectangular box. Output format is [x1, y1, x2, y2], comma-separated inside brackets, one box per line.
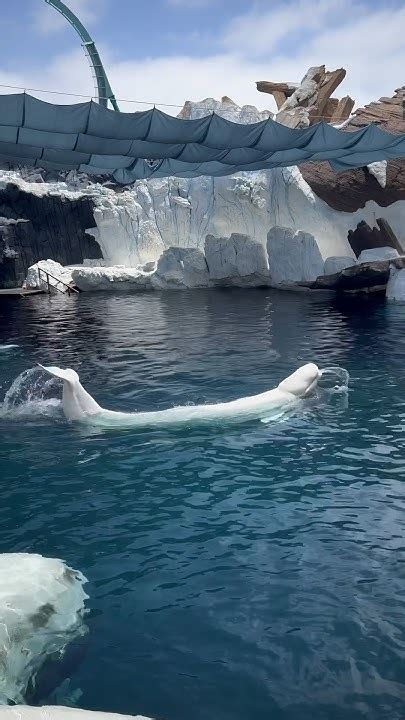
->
[267, 226, 324, 284]
[0, 553, 87, 705]
[386, 267, 405, 302]
[367, 160, 387, 188]
[86, 165, 360, 270]
[357, 246, 400, 264]
[152, 247, 210, 289]
[324, 256, 356, 275]
[71, 264, 156, 292]
[276, 66, 321, 128]
[204, 233, 269, 286]
[179, 95, 272, 123]
[2, 96, 405, 287]
[26, 259, 74, 292]
[83, 258, 107, 267]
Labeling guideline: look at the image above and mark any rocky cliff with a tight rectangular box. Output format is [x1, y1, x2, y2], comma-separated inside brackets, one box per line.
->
[0, 179, 101, 288]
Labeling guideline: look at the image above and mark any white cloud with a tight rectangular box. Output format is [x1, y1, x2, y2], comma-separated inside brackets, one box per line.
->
[222, 0, 367, 57]
[33, 0, 107, 35]
[167, 0, 214, 7]
[1, 0, 404, 116]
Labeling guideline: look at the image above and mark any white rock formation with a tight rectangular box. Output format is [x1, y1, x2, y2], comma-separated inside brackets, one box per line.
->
[86, 166, 361, 269]
[179, 95, 272, 123]
[367, 160, 387, 188]
[386, 267, 405, 302]
[71, 263, 156, 292]
[267, 226, 324, 284]
[324, 256, 356, 275]
[205, 233, 269, 286]
[83, 258, 107, 267]
[0, 709, 152, 720]
[0, 553, 87, 705]
[276, 66, 321, 128]
[1, 96, 404, 282]
[26, 259, 74, 292]
[152, 247, 209, 289]
[357, 247, 400, 264]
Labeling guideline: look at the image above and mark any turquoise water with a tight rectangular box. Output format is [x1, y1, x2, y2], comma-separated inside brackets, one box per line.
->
[1, 289, 405, 720]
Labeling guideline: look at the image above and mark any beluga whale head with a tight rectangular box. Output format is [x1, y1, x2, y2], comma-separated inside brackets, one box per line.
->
[277, 362, 321, 398]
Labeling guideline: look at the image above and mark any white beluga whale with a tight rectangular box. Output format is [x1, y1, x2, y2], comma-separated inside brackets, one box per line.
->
[40, 363, 322, 429]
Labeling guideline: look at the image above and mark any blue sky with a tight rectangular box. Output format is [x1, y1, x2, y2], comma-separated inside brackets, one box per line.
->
[0, 0, 404, 113]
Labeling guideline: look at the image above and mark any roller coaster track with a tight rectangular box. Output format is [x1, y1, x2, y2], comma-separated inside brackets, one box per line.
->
[44, 0, 119, 110]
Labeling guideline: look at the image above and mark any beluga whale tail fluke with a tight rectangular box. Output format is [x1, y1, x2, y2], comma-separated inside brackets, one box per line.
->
[38, 365, 102, 422]
[40, 362, 322, 429]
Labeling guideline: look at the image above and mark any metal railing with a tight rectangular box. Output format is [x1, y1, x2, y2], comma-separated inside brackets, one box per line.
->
[38, 267, 80, 295]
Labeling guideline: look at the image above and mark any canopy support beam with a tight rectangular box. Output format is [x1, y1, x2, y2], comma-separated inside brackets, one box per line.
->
[44, 0, 119, 111]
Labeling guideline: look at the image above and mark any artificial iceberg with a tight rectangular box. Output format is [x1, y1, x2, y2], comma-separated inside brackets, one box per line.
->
[2, 88, 405, 291]
[0, 553, 88, 705]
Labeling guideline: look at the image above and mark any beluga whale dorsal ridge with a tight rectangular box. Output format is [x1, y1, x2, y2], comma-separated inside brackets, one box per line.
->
[39, 362, 321, 429]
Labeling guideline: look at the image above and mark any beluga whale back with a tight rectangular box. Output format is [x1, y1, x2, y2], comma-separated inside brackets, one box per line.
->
[40, 363, 321, 429]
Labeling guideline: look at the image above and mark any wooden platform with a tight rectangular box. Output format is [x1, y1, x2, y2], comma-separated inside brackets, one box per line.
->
[0, 287, 45, 297]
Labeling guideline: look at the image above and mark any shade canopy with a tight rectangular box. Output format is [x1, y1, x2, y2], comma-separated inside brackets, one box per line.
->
[0, 93, 404, 183]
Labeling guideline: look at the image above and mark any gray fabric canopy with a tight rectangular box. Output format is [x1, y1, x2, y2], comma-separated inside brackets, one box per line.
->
[0, 93, 404, 183]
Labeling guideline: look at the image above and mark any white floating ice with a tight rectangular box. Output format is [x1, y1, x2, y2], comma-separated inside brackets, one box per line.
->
[0, 553, 88, 704]
[0, 707, 153, 720]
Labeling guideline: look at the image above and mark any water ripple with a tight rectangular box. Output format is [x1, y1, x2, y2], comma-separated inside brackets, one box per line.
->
[1, 290, 405, 720]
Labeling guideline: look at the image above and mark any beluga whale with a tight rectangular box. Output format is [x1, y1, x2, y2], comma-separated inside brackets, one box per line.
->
[39, 362, 322, 429]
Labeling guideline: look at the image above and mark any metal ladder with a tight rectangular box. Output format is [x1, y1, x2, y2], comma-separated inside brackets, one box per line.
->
[38, 267, 80, 296]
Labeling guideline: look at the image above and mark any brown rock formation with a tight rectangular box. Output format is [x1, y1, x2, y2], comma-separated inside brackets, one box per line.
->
[257, 65, 354, 127]
[348, 218, 403, 257]
[257, 67, 404, 214]
[300, 87, 405, 212]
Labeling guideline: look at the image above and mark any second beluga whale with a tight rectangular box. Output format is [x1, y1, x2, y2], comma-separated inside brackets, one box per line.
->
[40, 363, 322, 429]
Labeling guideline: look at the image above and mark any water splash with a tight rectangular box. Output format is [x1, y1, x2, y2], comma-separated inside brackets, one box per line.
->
[1, 367, 62, 419]
[0, 343, 19, 352]
[319, 366, 350, 393]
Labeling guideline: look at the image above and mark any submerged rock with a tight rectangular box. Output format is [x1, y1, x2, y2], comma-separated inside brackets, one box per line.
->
[0, 553, 87, 705]
[204, 233, 269, 286]
[267, 226, 324, 285]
